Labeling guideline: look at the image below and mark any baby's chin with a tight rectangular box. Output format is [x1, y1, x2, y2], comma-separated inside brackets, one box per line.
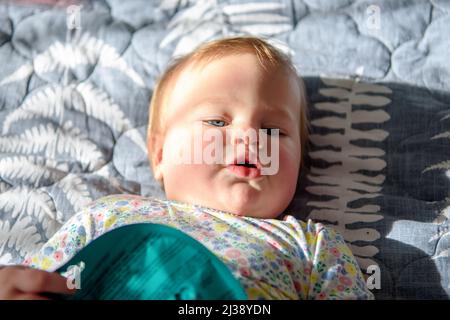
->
[215, 186, 284, 219]
[227, 205, 282, 219]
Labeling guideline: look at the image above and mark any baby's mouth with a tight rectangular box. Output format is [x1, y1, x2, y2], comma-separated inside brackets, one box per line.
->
[225, 157, 262, 179]
[235, 162, 257, 168]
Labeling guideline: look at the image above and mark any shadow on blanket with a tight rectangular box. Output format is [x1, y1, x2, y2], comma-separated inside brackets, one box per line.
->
[285, 77, 450, 299]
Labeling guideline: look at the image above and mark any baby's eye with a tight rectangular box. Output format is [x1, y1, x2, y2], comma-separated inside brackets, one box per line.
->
[262, 128, 281, 136]
[205, 120, 227, 127]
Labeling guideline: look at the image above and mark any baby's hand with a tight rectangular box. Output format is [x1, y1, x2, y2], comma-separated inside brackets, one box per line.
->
[0, 265, 76, 300]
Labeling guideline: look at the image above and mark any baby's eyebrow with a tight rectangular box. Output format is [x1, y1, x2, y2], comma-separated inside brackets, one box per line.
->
[263, 105, 294, 121]
[198, 96, 232, 105]
[190, 97, 229, 111]
[193, 102, 225, 113]
[194, 98, 295, 123]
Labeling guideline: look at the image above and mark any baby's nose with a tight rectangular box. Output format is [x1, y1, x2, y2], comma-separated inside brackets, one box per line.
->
[233, 134, 250, 145]
[226, 126, 261, 165]
[230, 127, 259, 146]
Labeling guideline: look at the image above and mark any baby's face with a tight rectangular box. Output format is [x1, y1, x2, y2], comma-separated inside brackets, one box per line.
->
[154, 53, 302, 218]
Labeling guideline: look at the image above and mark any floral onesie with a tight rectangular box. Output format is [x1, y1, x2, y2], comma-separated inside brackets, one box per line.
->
[22, 194, 374, 300]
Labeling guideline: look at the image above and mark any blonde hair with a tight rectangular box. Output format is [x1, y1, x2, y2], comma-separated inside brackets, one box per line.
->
[147, 36, 310, 182]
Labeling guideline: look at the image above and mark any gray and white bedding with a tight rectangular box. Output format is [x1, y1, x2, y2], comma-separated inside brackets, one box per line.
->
[0, 0, 449, 299]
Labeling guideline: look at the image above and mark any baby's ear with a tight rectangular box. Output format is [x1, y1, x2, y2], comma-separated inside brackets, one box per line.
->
[148, 134, 164, 183]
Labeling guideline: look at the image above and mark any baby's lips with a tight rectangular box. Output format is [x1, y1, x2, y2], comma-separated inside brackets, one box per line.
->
[224, 152, 262, 169]
[226, 163, 261, 179]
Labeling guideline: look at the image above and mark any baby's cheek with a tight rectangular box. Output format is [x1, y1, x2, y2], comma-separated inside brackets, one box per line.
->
[163, 162, 214, 203]
[276, 146, 301, 191]
[162, 126, 197, 165]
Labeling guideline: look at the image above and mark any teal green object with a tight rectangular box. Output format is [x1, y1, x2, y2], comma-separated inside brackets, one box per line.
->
[55, 223, 247, 300]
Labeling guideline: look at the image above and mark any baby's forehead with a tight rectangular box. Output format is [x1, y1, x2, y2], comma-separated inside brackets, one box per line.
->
[182, 52, 295, 77]
[159, 52, 302, 118]
[173, 54, 300, 95]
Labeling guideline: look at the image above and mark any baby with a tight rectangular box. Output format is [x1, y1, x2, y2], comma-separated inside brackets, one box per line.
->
[0, 36, 374, 300]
